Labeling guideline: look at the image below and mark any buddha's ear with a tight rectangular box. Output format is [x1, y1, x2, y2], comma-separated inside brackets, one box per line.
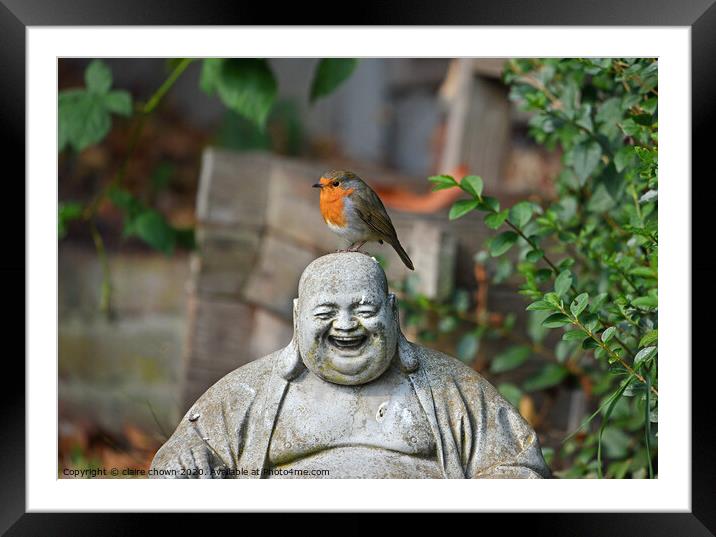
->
[388, 293, 398, 321]
[280, 298, 305, 380]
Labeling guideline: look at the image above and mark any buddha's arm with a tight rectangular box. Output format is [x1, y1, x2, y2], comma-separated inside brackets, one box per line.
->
[471, 428, 551, 479]
[461, 378, 552, 479]
[149, 389, 245, 479]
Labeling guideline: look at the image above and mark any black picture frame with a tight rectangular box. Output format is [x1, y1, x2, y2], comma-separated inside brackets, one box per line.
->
[3, 1, 711, 534]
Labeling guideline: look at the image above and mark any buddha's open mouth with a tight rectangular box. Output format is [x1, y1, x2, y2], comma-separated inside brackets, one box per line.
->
[327, 334, 368, 351]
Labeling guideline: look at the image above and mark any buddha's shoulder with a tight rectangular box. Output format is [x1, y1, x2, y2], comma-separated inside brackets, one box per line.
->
[188, 351, 280, 409]
[412, 343, 500, 395]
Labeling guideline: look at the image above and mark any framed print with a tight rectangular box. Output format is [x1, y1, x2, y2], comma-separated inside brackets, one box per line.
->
[3, 0, 712, 534]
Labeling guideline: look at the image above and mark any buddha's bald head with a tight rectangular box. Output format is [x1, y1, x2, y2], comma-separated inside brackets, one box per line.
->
[295, 253, 397, 385]
[298, 252, 389, 301]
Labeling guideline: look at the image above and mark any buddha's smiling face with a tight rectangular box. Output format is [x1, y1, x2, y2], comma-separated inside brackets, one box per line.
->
[296, 254, 398, 385]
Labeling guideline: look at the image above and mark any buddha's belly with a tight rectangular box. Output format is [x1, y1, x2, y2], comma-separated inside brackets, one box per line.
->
[265, 446, 443, 479]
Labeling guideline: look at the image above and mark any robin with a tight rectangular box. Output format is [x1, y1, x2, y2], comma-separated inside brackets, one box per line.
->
[313, 170, 414, 270]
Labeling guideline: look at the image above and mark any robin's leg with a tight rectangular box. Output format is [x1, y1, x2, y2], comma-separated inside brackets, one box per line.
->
[336, 242, 356, 253]
[347, 240, 367, 252]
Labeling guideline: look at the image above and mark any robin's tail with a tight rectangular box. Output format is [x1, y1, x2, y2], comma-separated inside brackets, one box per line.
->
[390, 239, 414, 270]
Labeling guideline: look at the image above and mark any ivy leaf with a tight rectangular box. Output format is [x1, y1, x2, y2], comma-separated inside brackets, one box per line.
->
[572, 140, 602, 185]
[554, 270, 573, 297]
[103, 90, 133, 116]
[523, 363, 569, 391]
[58, 91, 110, 152]
[484, 210, 509, 230]
[509, 201, 533, 229]
[449, 199, 479, 220]
[85, 59, 112, 93]
[460, 175, 483, 199]
[58, 60, 133, 152]
[489, 231, 519, 256]
[490, 346, 531, 374]
[200, 58, 278, 129]
[309, 59, 358, 103]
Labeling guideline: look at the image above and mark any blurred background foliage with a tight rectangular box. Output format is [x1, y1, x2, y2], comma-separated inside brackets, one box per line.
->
[58, 57, 656, 479]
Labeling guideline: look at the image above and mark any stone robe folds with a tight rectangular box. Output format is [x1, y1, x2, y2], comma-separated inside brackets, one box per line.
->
[150, 335, 551, 479]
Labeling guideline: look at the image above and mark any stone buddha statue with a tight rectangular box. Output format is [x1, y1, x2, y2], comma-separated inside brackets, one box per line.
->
[150, 253, 551, 479]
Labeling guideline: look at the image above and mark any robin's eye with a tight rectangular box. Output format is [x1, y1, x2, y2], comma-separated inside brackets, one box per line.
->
[332, 181, 340, 187]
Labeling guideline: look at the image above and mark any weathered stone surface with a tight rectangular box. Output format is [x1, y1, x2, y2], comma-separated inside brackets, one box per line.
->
[241, 232, 316, 318]
[59, 244, 190, 316]
[152, 253, 551, 479]
[196, 148, 271, 226]
[266, 159, 342, 249]
[404, 220, 457, 301]
[59, 315, 185, 435]
[191, 226, 262, 297]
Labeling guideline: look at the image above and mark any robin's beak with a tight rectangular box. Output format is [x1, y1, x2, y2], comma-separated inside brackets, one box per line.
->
[312, 183, 323, 189]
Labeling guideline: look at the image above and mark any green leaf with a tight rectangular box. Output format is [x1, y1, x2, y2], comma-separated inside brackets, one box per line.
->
[526, 299, 554, 311]
[525, 249, 544, 263]
[572, 140, 602, 185]
[634, 346, 657, 367]
[130, 210, 176, 255]
[639, 329, 658, 348]
[542, 313, 571, 328]
[428, 174, 457, 191]
[498, 383, 523, 408]
[489, 231, 519, 256]
[629, 266, 657, 279]
[449, 199, 479, 220]
[632, 296, 657, 309]
[597, 378, 633, 477]
[554, 270, 573, 297]
[309, 59, 358, 103]
[569, 293, 589, 317]
[58, 91, 112, 152]
[460, 175, 484, 199]
[200, 59, 278, 129]
[479, 196, 500, 212]
[582, 337, 600, 350]
[484, 210, 509, 229]
[103, 90, 132, 116]
[509, 201, 533, 229]
[85, 59, 112, 94]
[562, 329, 588, 341]
[58, 202, 84, 238]
[490, 345, 531, 373]
[614, 146, 635, 172]
[523, 363, 568, 391]
[544, 292, 562, 308]
[601, 326, 616, 343]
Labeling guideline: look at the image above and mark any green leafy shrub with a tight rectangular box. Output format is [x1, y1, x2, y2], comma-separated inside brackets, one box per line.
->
[420, 59, 658, 478]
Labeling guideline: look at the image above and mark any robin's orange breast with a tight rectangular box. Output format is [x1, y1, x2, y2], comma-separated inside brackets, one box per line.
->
[319, 187, 354, 227]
